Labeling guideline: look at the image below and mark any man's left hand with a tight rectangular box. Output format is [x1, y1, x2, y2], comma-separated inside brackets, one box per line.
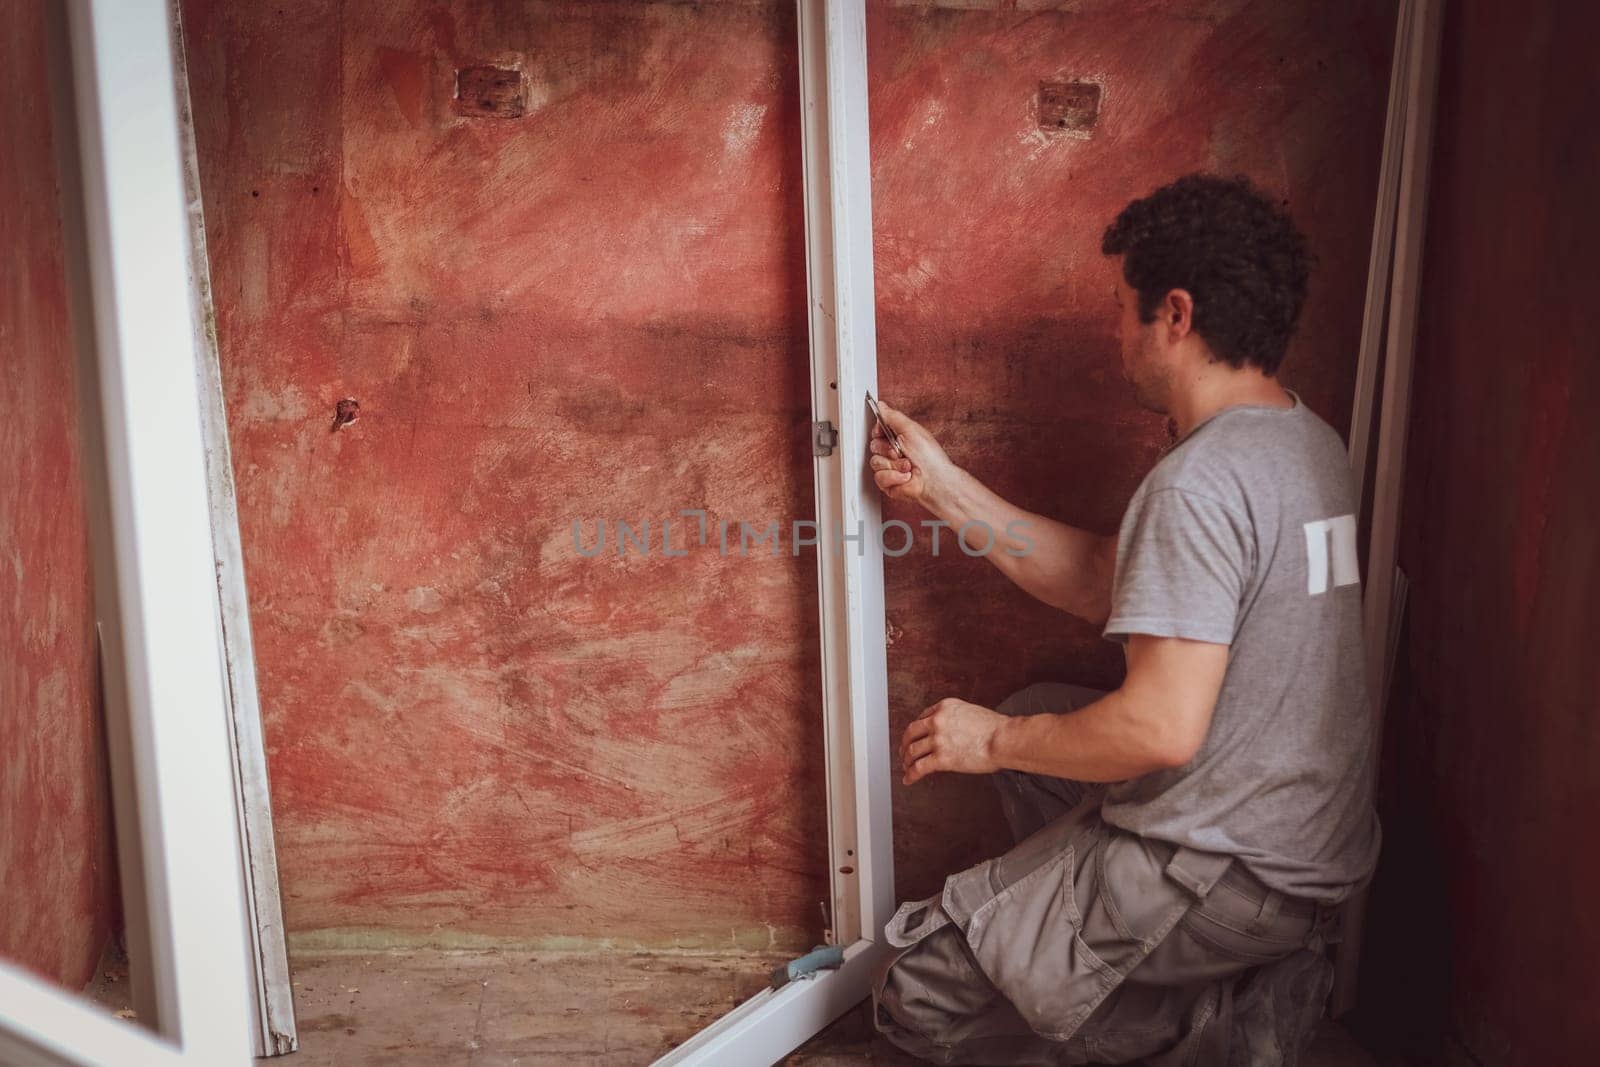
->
[900, 698, 1006, 785]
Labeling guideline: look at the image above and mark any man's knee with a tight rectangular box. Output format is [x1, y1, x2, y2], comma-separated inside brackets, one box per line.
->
[874, 927, 1007, 1059]
[996, 681, 1107, 719]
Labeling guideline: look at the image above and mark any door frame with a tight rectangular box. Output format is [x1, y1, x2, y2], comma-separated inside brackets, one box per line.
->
[0, 1, 258, 1064]
[168, 5, 298, 1054]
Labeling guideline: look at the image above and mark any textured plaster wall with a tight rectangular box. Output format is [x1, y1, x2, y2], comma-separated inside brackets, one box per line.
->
[182, 0, 1392, 946]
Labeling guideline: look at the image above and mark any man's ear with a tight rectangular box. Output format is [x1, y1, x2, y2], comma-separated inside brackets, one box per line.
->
[1162, 288, 1195, 343]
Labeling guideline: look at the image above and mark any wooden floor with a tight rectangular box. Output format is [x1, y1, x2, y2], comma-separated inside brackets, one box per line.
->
[89, 948, 1381, 1065]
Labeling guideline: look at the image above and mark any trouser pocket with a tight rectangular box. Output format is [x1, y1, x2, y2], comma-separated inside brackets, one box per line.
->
[936, 809, 1203, 1042]
[884, 892, 954, 949]
[942, 816, 1238, 1043]
[950, 831, 1118, 1040]
[1142, 869, 1320, 988]
[1179, 879, 1315, 967]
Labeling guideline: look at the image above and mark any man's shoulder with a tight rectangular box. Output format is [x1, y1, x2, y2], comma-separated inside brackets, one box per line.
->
[1135, 430, 1249, 512]
[1140, 402, 1345, 504]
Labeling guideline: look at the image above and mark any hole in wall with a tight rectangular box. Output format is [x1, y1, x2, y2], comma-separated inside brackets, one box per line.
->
[1038, 79, 1101, 135]
[330, 397, 360, 432]
[454, 65, 527, 119]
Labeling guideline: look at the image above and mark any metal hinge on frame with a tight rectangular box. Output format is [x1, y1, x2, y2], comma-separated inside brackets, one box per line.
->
[812, 420, 838, 457]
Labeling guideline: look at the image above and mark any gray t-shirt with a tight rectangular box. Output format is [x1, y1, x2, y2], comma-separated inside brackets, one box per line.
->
[1101, 392, 1381, 903]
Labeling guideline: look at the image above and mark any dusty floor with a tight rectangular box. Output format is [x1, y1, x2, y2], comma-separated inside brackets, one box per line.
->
[89, 948, 1380, 1065]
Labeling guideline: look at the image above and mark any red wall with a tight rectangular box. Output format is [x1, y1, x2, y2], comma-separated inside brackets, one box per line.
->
[183, 0, 826, 949]
[182, 0, 1392, 947]
[1356, 2, 1600, 1062]
[0, 0, 118, 991]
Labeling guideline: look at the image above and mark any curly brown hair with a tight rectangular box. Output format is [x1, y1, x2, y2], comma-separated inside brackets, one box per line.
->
[1101, 174, 1312, 375]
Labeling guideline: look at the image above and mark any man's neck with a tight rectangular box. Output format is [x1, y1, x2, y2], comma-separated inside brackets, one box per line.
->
[1168, 361, 1292, 439]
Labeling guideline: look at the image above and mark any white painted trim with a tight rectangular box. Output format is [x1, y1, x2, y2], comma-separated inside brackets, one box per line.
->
[0, 964, 187, 1067]
[1347, 0, 1414, 492]
[653, 1, 896, 1062]
[652, 941, 889, 1067]
[1360, 0, 1443, 711]
[168, 4, 298, 1055]
[796, 0, 897, 953]
[4, 0, 259, 1063]
[1333, 0, 1446, 1016]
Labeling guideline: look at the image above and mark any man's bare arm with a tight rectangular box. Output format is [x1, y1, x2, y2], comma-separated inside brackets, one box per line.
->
[868, 401, 1117, 624]
[900, 634, 1228, 785]
[989, 634, 1226, 780]
[924, 465, 1118, 623]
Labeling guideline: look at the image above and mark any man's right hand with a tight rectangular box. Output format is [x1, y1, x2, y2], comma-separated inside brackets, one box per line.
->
[867, 400, 958, 511]
[863, 397, 1117, 624]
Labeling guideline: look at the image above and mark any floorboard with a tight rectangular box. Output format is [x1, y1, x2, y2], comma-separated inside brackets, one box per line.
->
[85, 947, 1380, 1065]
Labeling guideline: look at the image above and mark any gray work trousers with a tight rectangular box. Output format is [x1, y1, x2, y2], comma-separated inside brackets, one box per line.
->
[873, 684, 1340, 1066]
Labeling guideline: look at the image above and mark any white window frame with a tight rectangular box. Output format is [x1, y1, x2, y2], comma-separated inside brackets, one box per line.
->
[168, 5, 298, 1054]
[654, 1, 896, 1062]
[5, 2, 892, 1065]
[0, 0, 257, 1064]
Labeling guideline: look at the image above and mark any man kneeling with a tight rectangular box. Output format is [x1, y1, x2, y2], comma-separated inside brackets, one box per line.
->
[866, 175, 1379, 1065]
